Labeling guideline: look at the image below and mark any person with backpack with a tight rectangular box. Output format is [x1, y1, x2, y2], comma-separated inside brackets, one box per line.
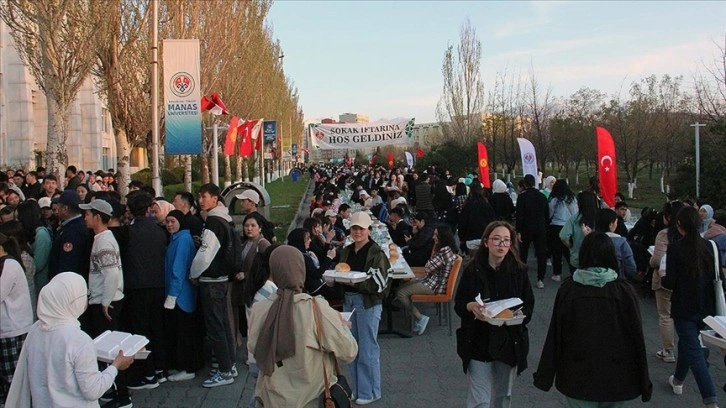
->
[190, 183, 237, 388]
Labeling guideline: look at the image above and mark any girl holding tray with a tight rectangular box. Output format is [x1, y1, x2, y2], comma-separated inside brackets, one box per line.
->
[454, 221, 534, 408]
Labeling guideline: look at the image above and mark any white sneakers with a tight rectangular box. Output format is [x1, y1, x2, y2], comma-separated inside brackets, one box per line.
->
[669, 375, 683, 395]
[536, 280, 545, 289]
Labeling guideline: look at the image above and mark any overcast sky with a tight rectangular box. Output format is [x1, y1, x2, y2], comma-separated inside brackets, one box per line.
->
[267, 1, 725, 123]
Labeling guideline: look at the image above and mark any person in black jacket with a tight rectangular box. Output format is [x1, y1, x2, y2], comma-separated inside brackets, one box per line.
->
[457, 183, 496, 254]
[454, 221, 534, 408]
[387, 207, 411, 248]
[113, 191, 168, 389]
[48, 190, 91, 281]
[533, 232, 652, 405]
[286, 228, 341, 302]
[515, 175, 549, 289]
[662, 206, 721, 407]
[402, 213, 434, 267]
[189, 184, 237, 388]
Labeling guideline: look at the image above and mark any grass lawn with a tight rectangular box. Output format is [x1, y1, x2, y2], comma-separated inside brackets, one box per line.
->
[161, 175, 311, 242]
[552, 168, 670, 213]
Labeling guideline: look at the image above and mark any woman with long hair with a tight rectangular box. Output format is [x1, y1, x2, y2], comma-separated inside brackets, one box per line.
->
[594, 209, 636, 279]
[396, 225, 458, 335]
[534, 232, 652, 406]
[662, 206, 722, 407]
[286, 228, 340, 301]
[649, 200, 685, 363]
[454, 221, 534, 408]
[547, 180, 578, 281]
[302, 217, 329, 263]
[559, 191, 599, 269]
[16, 200, 52, 295]
[230, 213, 271, 349]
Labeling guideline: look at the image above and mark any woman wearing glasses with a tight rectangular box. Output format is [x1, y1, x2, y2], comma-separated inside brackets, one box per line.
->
[454, 221, 534, 408]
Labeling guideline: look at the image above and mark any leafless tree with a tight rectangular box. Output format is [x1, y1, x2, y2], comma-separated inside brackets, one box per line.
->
[0, 0, 111, 184]
[436, 18, 485, 146]
[94, 0, 152, 198]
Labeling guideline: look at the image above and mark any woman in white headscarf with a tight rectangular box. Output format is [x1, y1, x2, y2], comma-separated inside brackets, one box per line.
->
[6, 272, 135, 408]
[699, 204, 726, 239]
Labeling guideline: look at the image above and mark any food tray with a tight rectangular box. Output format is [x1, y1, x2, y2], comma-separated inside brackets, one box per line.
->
[323, 270, 369, 283]
[701, 330, 726, 349]
[484, 315, 526, 326]
[94, 330, 150, 363]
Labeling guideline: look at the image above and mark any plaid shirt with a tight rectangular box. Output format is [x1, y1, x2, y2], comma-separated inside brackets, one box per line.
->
[421, 246, 456, 294]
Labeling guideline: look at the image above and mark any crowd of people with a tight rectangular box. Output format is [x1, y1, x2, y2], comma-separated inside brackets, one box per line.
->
[0, 161, 725, 408]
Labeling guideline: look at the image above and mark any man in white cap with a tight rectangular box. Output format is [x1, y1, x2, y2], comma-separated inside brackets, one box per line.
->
[79, 199, 131, 407]
[235, 189, 276, 243]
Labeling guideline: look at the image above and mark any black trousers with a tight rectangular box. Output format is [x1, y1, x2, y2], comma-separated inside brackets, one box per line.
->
[546, 225, 572, 276]
[87, 300, 129, 399]
[520, 228, 548, 281]
[163, 306, 204, 373]
[122, 288, 166, 382]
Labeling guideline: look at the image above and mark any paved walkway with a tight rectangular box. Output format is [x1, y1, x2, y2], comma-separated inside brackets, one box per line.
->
[129, 187, 725, 407]
[130, 258, 726, 408]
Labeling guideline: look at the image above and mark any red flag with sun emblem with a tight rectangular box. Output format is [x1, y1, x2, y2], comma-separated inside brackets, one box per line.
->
[596, 126, 617, 208]
[477, 142, 490, 188]
[386, 153, 394, 169]
[223, 116, 239, 156]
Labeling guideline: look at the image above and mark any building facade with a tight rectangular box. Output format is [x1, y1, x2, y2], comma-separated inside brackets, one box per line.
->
[0, 21, 117, 173]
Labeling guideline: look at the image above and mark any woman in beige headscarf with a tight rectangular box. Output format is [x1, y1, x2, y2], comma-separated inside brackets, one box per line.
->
[248, 245, 358, 408]
[152, 199, 175, 226]
[6, 272, 135, 408]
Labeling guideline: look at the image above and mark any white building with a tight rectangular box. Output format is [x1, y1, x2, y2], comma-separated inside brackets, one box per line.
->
[0, 21, 117, 173]
[410, 121, 444, 148]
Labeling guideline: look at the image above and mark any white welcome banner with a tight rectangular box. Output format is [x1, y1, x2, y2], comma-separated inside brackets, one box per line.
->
[517, 137, 539, 189]
[309, 118, 415, 150]
[163, 39, 202, 154]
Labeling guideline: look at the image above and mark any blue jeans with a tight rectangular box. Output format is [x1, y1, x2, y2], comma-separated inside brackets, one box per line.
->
[200, 282, 235, 373]
[344, 292, 382, 401]
[466, 360, 515, 408]
[674, 319, 717, 405]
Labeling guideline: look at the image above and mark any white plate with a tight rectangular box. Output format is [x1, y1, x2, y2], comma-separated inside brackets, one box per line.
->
[701, 330, 726, 349]
[484, 315, 526, 326]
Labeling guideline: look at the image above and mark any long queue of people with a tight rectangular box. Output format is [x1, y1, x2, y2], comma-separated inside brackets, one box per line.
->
[0, 163, 279, 408]
[2, 161, 726, 408]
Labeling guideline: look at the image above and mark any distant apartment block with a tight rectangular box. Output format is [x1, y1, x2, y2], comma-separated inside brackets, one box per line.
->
[338, 113, 369, 124]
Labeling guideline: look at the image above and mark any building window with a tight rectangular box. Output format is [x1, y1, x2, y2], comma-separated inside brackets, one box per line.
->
[102, 108, 109, 133]
[102, 148, 111, 171]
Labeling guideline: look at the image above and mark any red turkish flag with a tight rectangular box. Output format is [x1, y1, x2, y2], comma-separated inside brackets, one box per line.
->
[596, 126, 617, 208]
[223, 116, 239, 156]
[477, 142, 490, 188]
[416, 148, 425, 158]
[239, 121, 254, 157]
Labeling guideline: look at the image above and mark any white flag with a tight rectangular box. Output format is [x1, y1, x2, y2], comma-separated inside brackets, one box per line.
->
[405, 151, 414, 168]
[517, 138, 539, 189]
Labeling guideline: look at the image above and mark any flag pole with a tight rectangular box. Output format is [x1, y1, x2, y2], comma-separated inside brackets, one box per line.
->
[150, 0, 161, 194]
[212, 121, 219, 186]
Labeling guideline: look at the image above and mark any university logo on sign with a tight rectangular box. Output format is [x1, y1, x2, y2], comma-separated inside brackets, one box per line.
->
[170, 72, 195, 98]
[524, 152, 535, 164]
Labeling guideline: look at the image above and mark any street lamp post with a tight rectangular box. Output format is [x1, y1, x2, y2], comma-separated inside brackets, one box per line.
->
[206, 123, 228, 187]
[150, 0, 161, 194]
[691, 122, 706, 197]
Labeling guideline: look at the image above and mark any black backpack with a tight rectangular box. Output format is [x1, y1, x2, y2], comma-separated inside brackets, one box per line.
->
[210, 216, 244, 275]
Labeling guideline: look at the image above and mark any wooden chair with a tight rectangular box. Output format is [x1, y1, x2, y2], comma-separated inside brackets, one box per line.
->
[411, 255, 463, 336]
